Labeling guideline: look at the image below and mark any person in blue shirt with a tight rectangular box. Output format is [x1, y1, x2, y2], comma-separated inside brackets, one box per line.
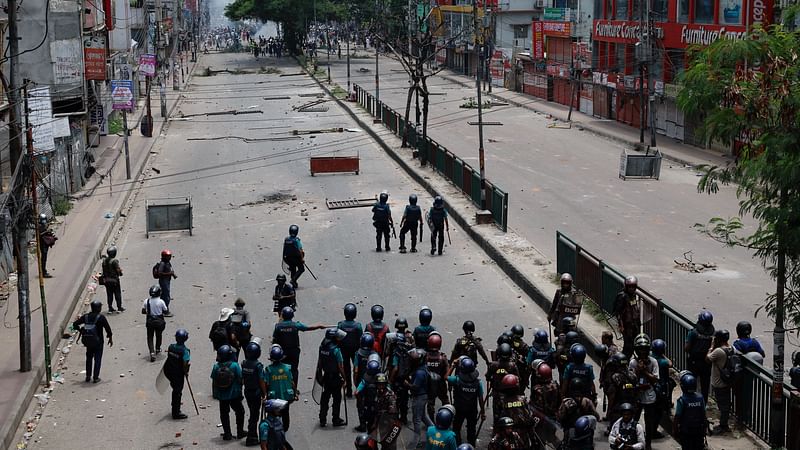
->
[447, 357, 485, 446]
[408, 348, 433, 448]
[337, 303, 364, 397]
[282, 224, 305, 288]
[259, 399, 290, 450]
[211, 344, 245, 440]
[317, 328, 347, 427]
[733, 321, 765, 358]
[265, 344, 296, 431]
[426, 405, 458, 450]
[163, 329, 191, 420]
[673, 372, 706, 450]
[272, 306, 326, 387]
[561, 344, 597, 401]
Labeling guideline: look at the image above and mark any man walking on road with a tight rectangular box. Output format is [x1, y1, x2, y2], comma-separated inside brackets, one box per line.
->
[38, 214, 57, 278]
[399, 194, 423, 253]
[428, 196, 449, 256]
[272, 274, 296, 313]
[211, 344, 246, 440]
[372, 191, 393, 252]
[282, 224, 305, 288]
[143, 285, 168, 362]
[101, 245, 125, 312]
[74, 300, 113, 383]
[164, 329, 191, 420]
[154, 249, 177, 316]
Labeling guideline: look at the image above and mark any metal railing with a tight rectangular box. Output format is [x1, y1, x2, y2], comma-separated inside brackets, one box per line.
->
[354, 84, 509, 231]
[556, 229, 795, 445]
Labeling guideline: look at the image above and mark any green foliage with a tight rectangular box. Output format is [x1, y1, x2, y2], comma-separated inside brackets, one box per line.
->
[52, 195, 72, 216]
[679, 25, 800, 330]
[108, 117, 123, 135]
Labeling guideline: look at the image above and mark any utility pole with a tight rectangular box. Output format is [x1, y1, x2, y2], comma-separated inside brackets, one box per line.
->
[646, 7, 657, 149]
[638, 0, 646, 144]
[375, 0, 381, 121]
[24, 82, 52, 384]
[473, 0, 487, 211]
[8, 0, 32, 373]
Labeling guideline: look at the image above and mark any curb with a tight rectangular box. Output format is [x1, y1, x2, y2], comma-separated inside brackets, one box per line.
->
[1, 61, 198, 450]
[304, 60, 605, 356]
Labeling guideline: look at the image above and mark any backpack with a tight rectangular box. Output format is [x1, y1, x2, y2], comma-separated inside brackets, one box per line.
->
[81, 314, 101, 349]
[719, 348, 743, 384]
[214, 363, 235, 389]
[152, 262, 160, 279]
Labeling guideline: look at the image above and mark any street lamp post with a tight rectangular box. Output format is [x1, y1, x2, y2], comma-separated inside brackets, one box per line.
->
[473, 0, 486, 211]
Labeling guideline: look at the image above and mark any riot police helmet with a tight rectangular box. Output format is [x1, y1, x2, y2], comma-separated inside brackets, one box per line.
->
[325, 327, 339, 340]
[457, 445, 475, 450]
[619, 402, 636, 413]
[419, 307, 432, 325]
[288, 224, 299, 236]
[561, 316, 577, 332]
[500, 374, 520, 391]
[560, 273, 573, 289]
[433, 196, 444, 207]
[680, 372, 698, 393]
[175, 328, 189, 343]
[371, 304, 384, 321]
[462, 320, 476, 334]
[276, 274, 287, 283]
[736, 321, 752, 338]
[651, 339, 666, 356]
[497, 416, 515, 428]
[149, 285, 162, 298]
[534, 329, 549, 345]
[714, 329, 730, 342]
[459, 357, 476, 374]
[574, 415, 594, 435]
[537, 362, 553, 380]
[409, 194, 418, 205]
[497, 331, 513, 346]
[497, 343, 513, 360]
[395, 317, 408, 330]
[354, 433, 378, 450]
[594, 344, 609, 361]
[264, 398, 289, 413]
[379, 191, 389, 204]
[698, 310, 713, 325]
[366, 359, 381, 376]
[244, 341, 261, 360]
[565, 331, 580, 347]
[569, 377, 588, 397]
[161, 249, 172, 258]
[269, 344, 284, 361]
[611, 352, 629, 367]
[217, 344, 234, 362]
[280, 306, 294, 321]
[435, 405, 455, 429]
[427, 333, 443, 351]
[106, 246, 118, 258]
[360, 333, 375, 349]
[570, 344, 587, 364]
[623, 275, 638, 291]
[343, 303, 357, 320]
[408, 348, 427, 365]
[510, 324, 525, 338]
[90, 300, 102, 313]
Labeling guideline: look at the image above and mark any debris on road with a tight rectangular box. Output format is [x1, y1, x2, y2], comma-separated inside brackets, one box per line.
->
[279, 72, 307, 77]
[674, 251, 717, 273]
[263, 96, 291, 100]
[187, 135, 301, 143]
[325, 198, 377, 210]
[293, 99, 329, 112]
[468, 121, 503, 126]
[292, 127, 344, 135]
[178, 109, 263, 119]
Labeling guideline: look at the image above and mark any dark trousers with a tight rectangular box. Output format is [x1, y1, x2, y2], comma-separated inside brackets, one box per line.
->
[714, 386, 732, 429]
[146, 323, 164, 354]
[639, 402, 658, 446]
[284, 348, 300, 385]
[245, 392, 261, 438]
[159, 278, 172, 307]
[622, 331, 637, 358]
[41, 246, 49, 274]
[679, 434, 705, 450]
[688, 359, 712, 403]
[320, 381, 342, 422]
[453, 407, 479, 445]
[219, 397, 245, 435]
[104, 281, 122, 310]
[285, 260, 304, 285]
[168, 374, 185, 415]
[341, 348, 356, 395]
[399, 223, 418, 250]
[431, 225, 444, 253]
[85, 345, 103, 380]
[393, 383, 409, 421]
[281, 405, 291, 431]
[375, 223, 390, 250]
[426, 382, 448, 419]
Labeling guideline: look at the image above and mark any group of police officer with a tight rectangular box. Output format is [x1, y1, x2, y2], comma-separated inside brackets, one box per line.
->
[371, 192, 450, 256]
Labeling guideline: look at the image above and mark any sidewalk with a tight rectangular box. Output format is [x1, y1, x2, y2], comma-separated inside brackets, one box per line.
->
[436, 70, 734, 168]
[0, 64, 195, 450]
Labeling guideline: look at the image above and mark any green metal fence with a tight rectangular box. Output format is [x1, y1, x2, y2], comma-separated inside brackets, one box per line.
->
[555, 230, 794, 446]
[353, 84, 509, 231]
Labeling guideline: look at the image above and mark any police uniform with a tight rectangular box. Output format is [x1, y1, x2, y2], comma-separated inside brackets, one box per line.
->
[607, 372, 638, 429]
[413, 324, 436, 351]
[425, 349, 449, 419]
[317, 338, 345, 425]
[451, 334, 489, 368]
[259, 411, 288, 450]
[549, 288, 583, 335]
[390, 342, 412, 422]
[210, 360, 245, 438]
[373, 386, 400, 449]
[486, 360, 519, 422]
[272, 319, 310, 384]
[365, 320, 389, 355]
[356, 374, 379, 431]
[425, 425, 458, 450]
[495, 394, 536, 447]
[428, 205, 448, 255]
[399, 203, 423, 251]
[265, 361, 295, 431]
[163, 342, 191, 418]
[674, 391, 706, 450]
[337, 319, 363, 396]
[488, 430, 527, 450]
[241, 358, 266, 442]
[282, 235, 304, 286]
[372, 201, 392, 251]
[354, 347, 377, 387]
[511, 338, 531, 392]
[531, 379, 561, 418]
[562, 362, 596, 399]
[612, 291, 641, 357]
[448, 372, 484, 445]
[273, 282, 296, 312]
[685, 324, 714, 402]
[526, 343, 556, 372]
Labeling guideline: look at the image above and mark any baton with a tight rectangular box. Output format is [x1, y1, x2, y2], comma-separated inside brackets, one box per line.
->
[475, 384, 493, 436]
[446, 228, 452, 245]
[342, 385, 349, 425]
[419, 223, 423, 240]
[303, 262, 318, 280]
[185, 374, 200, 415]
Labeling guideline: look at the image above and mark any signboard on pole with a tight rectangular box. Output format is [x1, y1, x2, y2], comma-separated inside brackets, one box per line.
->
[83, 36, 107, 80]
[28, 87, 56, 154]
[111, 80, 135, 111]
[533, 22, 544, 59]
[139, 54, 156, 77]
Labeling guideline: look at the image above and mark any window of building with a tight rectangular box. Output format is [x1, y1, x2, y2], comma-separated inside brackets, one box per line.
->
[666, 49, 685, 82]
[595, 0, 604, 20]
[652, 0, 668, 20]
[616, 0, 628, 19]
[678, 0, 689, 22]
[632, 0, 643, 20]
[694, 0, 714, 23]
[650, 50, 664, 81]
[513, 25, 529, 39]
[606, 0, 613, 19]
[719, 0, 743, 25]
[615, 43, 626, 71]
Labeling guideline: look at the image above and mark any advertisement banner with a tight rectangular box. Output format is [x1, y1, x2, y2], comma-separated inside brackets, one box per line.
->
[111, 80, 135, 111]
[592, 19, 750, 48]
[28, 87, 55, 154]
[533, 22, 544, 59]
[139, 54, 156, 77]
[543, 8, 572, 21]
[50, 39, 83, 85]
[542, 21, 572, 37]
[83, 36, 106, 80]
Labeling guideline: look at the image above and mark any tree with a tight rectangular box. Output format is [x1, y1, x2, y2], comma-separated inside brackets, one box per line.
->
[677, 24, 800, 447]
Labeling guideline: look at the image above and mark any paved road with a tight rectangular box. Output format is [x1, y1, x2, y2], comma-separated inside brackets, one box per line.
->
[325, 49, 785, 357]
[21, 52, 634, 450]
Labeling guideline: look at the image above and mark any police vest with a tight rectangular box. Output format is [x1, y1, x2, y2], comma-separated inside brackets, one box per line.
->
[502, 395, 531, 425]
[372, 203, 390, 223]
[405, 205, 422, 223]
[318, 342, 339, 378]
[337, 321, 361, 352]
[453, 376, 480, 410]
[241, 359, 263, 394]
[413, 326, 434, 351]
[429, 207, 446, 226]
[618, 294, 641, 326]
[361, 380, 379, 408]
[618, 421, 640, 444]
[678, 393, 706, 435]
[164, 344, 185, 377]
[274, 321, 300, 350]
[355, 349, 373, 383]
[454, 336, 479, 362]
[689, 327, 714, 360]
[568, 364, 592, 389]
[529, 344, 554, 365]
[282, 237, 301, 262]
[425, 352, 447, 377]
[393, 346, 411, 379]
[556, 291, 583, 321]
[490, 362, 517, 387]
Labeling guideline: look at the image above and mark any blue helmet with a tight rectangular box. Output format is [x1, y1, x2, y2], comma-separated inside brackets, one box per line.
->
[281, 306, 294, 321]
[419, 307, 432, 325]
[269, 344, 284, 361]
[244, 342, 261, 360]
[175, 328, 189, 343]
[457, 445, 474, 450]
[651, 339, 666, 356]
[459, 357, 476, 374]
[698, 310, 713, 325]
[574, 415, 595, 440]
[570, 344, 587, 364]
[217, 344, 234, 362]
[344, 303, 357, 320]
[360, 333, 375, 350]
[366, 360, 381, 376]
[409, 194, 418, 205]
[680, 372, 697, 393]
[289, 224, 299, 236]
[435, 405, 454, 429]
[534, 329, 549, 345]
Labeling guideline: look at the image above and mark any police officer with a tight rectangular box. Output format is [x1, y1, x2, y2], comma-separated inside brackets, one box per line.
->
[408, 348, 434, 448]
[265, 345, 295, 431]
[426, 405, 458, 449]
[548, 273, 584, 335]
[613, 276, 641, 357]
[554, 329, 580, 379]
[372, 191, 394, 252]
[629, 334, 659, 449]
[282, 224, 305, 288]
[272, 274, 296, 313]
[425, 332, 450, 419]
[365, 304, 389, 356]
[450, 321, 490, 370]
[73, 300, 113, 383]
[684, 310, 714, 402]
[673, 372, 706, 450]
[530, 361, 560, 418]
[413, 307, 436, 351]
[259, 398, 291, 450]
[372, 373, 400, 449]
[241, 342, 267, 446]
[317, 328, 348, 427]
[733, 320, 765, 358]
[272, 306, 325, 386]
[605, 353, 638, 436]
[154, 249, 177, 314]
[447, 357, 485, 446]
[163, 329, 190, 420]
[355, 358, 381, 432]
[428, 196, 449, 256]
[558, 378, 600, 435]
[608, 403, 645, 450]
[354, 333, 377, 390]
[527, 329, 556, 373]
[494, 374, 537, 447]
[486, 343, 519, 421]
[651, 339, 673, 440]
[561, 344, 597, 402]
[509, 325, 530, 392]
[388, 330, 413, 423]
[211, 345, 246, 440]
[338, 303, 363, 397]
[399, 194, 424, 253]
[101, 245, 124, 312]
[354, 433, 378, 450]
[488, 417, 527, 450]
[567, 415, 597, 449]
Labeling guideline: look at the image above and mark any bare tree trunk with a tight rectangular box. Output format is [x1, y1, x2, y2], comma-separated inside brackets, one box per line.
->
[421, 76, 430, 166]
[402, 83, 415, 147]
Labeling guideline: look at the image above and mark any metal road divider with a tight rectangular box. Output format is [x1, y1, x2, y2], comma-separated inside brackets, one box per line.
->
[353, 84, 509, 231]
[555, 230, 797, 445]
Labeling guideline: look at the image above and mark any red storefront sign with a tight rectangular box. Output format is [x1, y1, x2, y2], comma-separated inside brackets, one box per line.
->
[83, 36, 106, 80]
[541, 21, 571, 37]
[103, 0, 113, 31]
[533, 21, 544, 59]
[592, 19, 750, 48]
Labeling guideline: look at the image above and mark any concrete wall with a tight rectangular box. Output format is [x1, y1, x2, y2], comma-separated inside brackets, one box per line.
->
[573, 0, 595, 40]
[110, 0, 132, 52]
[496, 12, 536, 51]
